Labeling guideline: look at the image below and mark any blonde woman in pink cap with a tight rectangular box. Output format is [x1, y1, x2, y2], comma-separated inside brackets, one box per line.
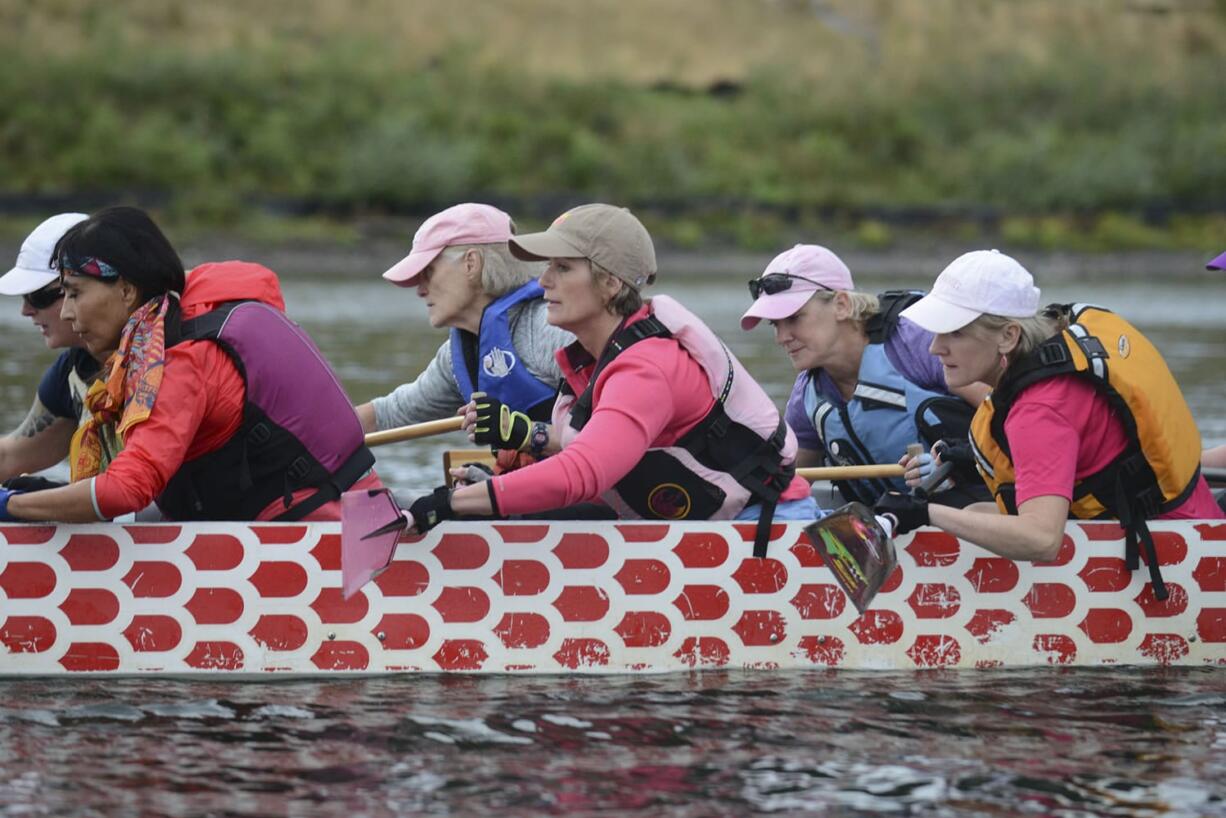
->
[355, 203, 573, 443]
[742, 244, 989, 509]
[877, 250, 1221, 599]
[396, 204, 816, 557]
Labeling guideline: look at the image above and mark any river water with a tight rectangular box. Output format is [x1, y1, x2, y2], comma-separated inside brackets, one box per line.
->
[1, 272, 1225, 816]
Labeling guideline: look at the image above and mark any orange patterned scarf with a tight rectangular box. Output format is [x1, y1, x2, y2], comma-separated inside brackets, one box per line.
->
[70, 297, 171, 480]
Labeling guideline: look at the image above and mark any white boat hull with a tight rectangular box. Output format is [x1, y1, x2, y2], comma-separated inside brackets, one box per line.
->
[1, 520, 1223, 675]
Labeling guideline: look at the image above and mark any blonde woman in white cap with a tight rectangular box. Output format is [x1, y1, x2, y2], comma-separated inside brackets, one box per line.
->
[401, 204, 816, 557]
[0, 212, 98, 487]
[355, 203, 572, 453]
[877, 249, 1220, 599]
[741, 244, 990, 508]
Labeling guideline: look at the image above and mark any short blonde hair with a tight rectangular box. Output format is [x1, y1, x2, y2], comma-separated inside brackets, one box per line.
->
[442, 243, 542, 297]
[809, 289, 881, 326]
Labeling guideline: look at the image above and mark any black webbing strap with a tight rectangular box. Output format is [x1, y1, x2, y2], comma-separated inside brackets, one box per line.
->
[752, 499, 778, 559]
[272, 444, 376, 522]
[1115, 473, 1168, 601]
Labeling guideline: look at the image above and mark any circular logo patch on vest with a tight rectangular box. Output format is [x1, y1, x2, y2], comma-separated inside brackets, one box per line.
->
[646, 483, 692, 519]
[482, 346, 517, 378]
[1116, 334, 1131, 359]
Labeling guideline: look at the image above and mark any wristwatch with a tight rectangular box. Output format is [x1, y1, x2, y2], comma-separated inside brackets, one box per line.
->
[528, 421, 550, 457]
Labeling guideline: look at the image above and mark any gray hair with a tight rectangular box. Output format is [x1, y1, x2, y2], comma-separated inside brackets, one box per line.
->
[440, 243, 542, 297]
[967, 312, 1066, 364]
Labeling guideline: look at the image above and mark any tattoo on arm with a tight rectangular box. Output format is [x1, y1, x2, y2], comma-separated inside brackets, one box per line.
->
[14, 404, 59, 439]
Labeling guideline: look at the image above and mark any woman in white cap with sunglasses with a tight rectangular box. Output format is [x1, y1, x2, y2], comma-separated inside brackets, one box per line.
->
[742, 244, 989, 508]
[399, 204, 816, 557]
[0, 212, 99, 488]
[355, 203, 572, 469]
[876, 249, 1221, 600]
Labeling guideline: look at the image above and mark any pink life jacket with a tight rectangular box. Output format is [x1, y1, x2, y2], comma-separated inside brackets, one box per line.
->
[554, 295, 797, 553]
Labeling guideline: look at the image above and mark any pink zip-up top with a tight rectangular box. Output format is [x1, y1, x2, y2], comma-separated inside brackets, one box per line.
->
[489, 305, 811, 516]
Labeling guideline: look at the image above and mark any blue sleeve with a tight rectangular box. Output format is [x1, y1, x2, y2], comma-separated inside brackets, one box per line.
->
[785, 372, 824, 452]
[884, 319, 950, 393]
[37, 351, 77, 420]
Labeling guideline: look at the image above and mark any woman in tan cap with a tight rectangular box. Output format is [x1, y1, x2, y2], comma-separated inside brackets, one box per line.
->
[401, 203, 817, 555]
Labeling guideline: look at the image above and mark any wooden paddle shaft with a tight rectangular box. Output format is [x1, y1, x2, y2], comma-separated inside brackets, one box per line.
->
[796, 464, 905, 481]
[364, 416, 465, 447]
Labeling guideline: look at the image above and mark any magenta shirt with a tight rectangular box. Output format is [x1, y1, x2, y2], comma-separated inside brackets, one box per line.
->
[1006, 376, 1222, 518]
[491, 311, 811, 516]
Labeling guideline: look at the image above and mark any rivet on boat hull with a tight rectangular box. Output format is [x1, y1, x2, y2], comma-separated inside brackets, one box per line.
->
[377, 631, 387, 641]
[327, 633, 336, 640]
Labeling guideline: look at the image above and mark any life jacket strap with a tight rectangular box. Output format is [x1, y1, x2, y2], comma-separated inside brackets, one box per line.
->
[272, 444, 377, 522]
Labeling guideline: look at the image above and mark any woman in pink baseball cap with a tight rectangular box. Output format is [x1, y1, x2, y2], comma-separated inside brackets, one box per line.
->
[876, 249, 1220, 599]
[742, 243, 989, 509]
[355, 203, 573, 460]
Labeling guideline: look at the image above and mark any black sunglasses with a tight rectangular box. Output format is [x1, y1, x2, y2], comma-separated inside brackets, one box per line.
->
[747, 272, 831, 301]
[23, 284, 64, 311]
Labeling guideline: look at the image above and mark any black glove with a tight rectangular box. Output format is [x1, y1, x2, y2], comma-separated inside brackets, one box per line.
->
[408, 486, 455, 533]
[472, 393, 532, 451]
[2, 475, 67, 492]
[873, 491, 929, 536]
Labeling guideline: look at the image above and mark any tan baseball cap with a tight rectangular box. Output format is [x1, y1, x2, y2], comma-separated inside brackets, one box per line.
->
[509, 203, 656, 289]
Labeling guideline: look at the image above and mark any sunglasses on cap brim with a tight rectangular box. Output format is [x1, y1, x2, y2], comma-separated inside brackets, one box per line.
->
[23, 284, 64, 311]
[747, 272, 832, 300]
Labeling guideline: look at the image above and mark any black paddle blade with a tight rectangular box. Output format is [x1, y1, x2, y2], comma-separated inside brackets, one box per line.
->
[804, 502, 898, 614]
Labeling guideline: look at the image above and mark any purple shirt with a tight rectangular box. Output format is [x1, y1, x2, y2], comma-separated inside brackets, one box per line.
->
[785, 318, 949, 451]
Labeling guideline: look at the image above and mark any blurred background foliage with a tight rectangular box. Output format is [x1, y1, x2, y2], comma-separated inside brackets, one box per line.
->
[1, 0, 1224, 252]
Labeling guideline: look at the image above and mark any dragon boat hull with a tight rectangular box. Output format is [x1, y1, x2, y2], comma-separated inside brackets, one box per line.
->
[1, 520, 1223, 675]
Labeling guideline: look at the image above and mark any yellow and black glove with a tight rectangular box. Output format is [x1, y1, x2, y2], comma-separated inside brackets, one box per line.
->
[473, 394, 533, 451]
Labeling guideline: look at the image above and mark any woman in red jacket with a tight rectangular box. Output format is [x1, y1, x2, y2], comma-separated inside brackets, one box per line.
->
[0, 206, 378, 523]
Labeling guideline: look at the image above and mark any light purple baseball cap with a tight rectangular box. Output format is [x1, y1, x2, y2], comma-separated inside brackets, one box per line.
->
[382, 203, 514, 287]
[740, 244, 855, 330]
[1207, 251, 1226, 271]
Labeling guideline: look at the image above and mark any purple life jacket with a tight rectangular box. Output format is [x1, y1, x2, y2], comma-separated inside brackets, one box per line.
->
[157, 300, 374, 521]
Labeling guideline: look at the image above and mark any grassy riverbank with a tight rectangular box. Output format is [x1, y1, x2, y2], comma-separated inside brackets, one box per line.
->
[1, 0, 1224, 253]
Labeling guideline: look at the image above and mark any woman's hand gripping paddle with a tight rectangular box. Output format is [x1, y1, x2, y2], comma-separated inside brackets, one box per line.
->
[341, 488, 410, 598]
[803, 459, 955, 613]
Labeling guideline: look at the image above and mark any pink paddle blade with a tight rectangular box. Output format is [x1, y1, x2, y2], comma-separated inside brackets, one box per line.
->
[341, 488, 405, 599]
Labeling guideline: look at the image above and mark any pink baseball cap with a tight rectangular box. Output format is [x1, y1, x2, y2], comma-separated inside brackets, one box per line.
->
[1207, 251, 1226, 271]
[740, 244, 855, 330]
[900, 249, 1040, 333]
[382, 203, 514, 286]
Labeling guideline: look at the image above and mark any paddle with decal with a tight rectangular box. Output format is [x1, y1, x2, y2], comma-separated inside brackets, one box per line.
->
[804, 459, 955, 614]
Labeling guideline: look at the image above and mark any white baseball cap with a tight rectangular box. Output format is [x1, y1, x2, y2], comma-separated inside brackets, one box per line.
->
[0, 213, 89, 296]
[900, 249, 1040, 333]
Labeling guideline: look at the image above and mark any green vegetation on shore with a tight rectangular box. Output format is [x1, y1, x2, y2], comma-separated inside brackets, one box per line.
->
[1, 0, 1224, 252]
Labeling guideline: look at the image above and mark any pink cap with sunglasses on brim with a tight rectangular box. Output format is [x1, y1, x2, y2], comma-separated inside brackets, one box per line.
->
[740, 244, 855, 330]
[0, 212, 88, 296]
[382, 203, 514, 287]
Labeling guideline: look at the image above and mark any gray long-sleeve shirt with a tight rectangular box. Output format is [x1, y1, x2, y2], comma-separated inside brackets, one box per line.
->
[371, 298, 574, 430]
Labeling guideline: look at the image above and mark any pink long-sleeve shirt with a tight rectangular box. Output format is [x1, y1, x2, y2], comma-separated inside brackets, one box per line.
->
[489, 310, 810, 516]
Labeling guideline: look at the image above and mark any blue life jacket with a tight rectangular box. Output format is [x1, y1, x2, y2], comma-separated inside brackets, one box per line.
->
[804, 338, 975, 505]
[450, 280, 557, 419]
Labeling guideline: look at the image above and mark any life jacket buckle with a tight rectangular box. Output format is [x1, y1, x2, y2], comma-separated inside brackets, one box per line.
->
[1037, 343, 1069, 367]
[287, 456, 311, 482]
[247, 422, 272, 447]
